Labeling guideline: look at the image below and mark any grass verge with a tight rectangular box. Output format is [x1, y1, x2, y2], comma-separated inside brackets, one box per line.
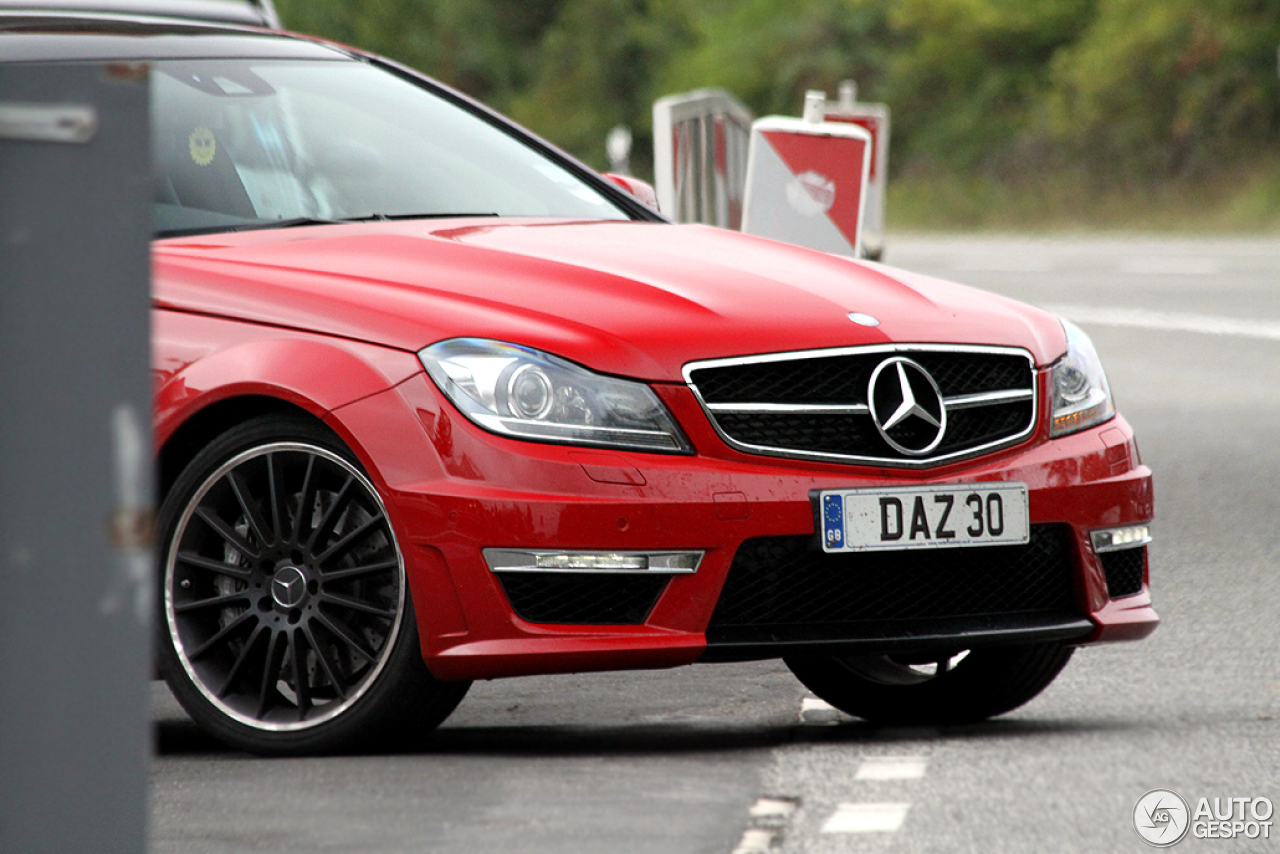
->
[887, 160, 1280, 233]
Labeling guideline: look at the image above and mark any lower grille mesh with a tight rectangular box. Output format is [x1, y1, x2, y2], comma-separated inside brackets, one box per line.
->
[496, 573, 669, 625]
[1100, 547, 1145, 599]
[707, 525, 1077, 643]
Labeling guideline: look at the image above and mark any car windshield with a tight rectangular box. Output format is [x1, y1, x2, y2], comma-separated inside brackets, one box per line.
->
[152, 57, 629, 236]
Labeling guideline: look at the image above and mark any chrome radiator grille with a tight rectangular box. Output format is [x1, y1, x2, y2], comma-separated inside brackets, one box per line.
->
[684, 345, 1038, 467]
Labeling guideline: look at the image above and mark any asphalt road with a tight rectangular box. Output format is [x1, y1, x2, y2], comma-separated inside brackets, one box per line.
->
[151, 234, 1280, 853]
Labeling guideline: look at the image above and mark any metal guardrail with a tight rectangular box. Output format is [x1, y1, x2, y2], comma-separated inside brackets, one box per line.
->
[652, 88, 753, 230]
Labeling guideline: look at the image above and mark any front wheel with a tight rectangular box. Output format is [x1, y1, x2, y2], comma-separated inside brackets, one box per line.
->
[785, 643, 1074, 724]
[157, 414, 469, 755]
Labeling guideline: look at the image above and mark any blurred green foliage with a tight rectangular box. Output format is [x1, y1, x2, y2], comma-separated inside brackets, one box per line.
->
[275, 0, 1280, 215]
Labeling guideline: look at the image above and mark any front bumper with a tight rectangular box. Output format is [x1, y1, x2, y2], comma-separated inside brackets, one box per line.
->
[329, 373, 1156, 682]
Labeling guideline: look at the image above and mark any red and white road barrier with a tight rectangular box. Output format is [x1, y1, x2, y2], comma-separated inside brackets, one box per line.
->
[822, 81, 891, 260]
[741, 92, 872, 258]
[652, 89, 753, 230]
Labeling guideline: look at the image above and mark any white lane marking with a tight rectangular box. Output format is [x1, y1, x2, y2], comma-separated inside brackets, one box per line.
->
[748, 797, 798, 824]
[733, 797, 800, 853]
[855, 756, 929, 781]
[1121, 256, 1222, 276]
[821, 802, 911, 833]
[731, 828, 776, 854]
[800, 696, 835, 715]
[799, 695, 841, 726]
[1043, 303, 1280, 342]
[911, 252, 1227, 276]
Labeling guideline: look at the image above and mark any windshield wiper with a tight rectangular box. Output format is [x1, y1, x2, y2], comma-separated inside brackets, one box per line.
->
[155, 217, 342, 238]
[155, 213, 500, 239]
[230, 217, 344, 232]
[338, 213, 499, 222]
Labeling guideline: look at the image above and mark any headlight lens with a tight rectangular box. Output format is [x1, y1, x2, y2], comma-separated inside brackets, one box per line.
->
[419, 338, 692, 453]
[1050, 320, 1115, 437]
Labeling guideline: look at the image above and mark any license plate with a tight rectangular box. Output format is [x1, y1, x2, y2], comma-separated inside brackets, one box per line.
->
[819, 483, 1029, 553]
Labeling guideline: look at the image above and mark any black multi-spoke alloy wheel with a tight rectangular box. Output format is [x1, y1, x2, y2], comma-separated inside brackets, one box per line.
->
[785, 644, 1074, 724]
[158, 415, 469, 755]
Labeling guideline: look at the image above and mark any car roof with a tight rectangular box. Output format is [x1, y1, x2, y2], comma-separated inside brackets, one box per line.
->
[0, 0, 279, 27]
[0, 10, 350, 62]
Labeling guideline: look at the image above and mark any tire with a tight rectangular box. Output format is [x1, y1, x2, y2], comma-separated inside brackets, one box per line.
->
[785, 643, 1074, 725]
[157, 414, 469, 755]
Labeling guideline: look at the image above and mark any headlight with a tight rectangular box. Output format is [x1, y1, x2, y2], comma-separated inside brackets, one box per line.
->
[1050, 320, 1115, 437]
[419, 338, 692, 453]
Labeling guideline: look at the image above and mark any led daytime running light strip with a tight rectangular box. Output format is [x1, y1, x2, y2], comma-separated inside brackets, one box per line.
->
[1089, 525, 1151, 554]
[484, 549, 703, 574]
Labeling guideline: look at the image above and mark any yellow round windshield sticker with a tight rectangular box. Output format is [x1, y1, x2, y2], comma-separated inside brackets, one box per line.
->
[189, 127, 216, 166]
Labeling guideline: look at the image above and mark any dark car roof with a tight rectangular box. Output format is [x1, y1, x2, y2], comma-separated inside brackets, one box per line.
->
[0, 0, 278, 27]
[0, 12, 350, 61]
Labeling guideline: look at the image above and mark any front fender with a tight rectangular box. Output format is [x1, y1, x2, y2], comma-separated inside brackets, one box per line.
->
[153, 309, 423, 448]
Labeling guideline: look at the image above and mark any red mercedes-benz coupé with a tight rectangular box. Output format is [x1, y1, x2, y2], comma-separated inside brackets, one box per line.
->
[6, 12, 1156, 754]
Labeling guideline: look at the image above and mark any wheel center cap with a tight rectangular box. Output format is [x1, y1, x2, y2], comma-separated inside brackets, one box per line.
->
[271, 566, 309, 608]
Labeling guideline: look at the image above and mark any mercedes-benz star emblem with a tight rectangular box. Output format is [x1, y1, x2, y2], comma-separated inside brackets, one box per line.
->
[271, 566, 308, 608]
[868, 357, 947, 456]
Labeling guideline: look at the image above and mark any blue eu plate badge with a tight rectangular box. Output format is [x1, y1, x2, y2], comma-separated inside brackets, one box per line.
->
[822, 494, 844, 549]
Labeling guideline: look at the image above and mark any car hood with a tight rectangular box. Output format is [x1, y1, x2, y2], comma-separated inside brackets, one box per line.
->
[154, 219, 1067, 381]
